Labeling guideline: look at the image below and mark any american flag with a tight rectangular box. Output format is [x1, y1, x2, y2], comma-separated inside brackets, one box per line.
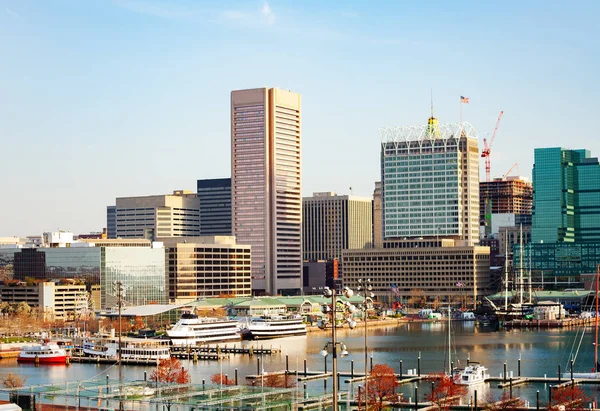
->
[391, 284, 400, 296]
[460, 96, 470, 104]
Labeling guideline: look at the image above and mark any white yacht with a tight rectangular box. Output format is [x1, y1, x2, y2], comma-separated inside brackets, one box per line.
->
[452, 361, 489, 385]
[167, 313, 241, 346]
[240, 315, 307, 340]
[83, 338, 171, 361]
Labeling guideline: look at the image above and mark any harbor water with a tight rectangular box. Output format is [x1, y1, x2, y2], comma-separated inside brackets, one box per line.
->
[1, 321, 598, 405]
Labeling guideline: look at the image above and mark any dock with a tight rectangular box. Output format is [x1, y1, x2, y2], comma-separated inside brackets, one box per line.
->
[70, 354, 222, 365]
[170, 344, 280, 356]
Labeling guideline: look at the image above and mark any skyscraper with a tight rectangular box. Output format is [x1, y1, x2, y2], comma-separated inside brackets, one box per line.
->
[231, 87, 302, 295]
[197, 178, 232, 236]
[380, 116, 480, 246]
[302, 192, 372, 261]
[372, 182, 383, 248]
[532, 147, 600, 244]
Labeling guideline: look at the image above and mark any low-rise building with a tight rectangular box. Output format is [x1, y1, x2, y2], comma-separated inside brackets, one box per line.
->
[161, 236, 252, 304]
[0, 281, 87, 320]
[342, 239, 491, 305]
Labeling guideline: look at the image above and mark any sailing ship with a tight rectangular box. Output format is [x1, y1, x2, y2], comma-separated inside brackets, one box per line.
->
[445, 307, 489, 385]
[564, 265, 600, 379]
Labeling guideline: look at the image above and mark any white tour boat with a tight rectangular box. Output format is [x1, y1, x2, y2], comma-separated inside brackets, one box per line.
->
[18, 341, 68, 364]
[240, 314, 307, 340]
[167, 313, 241, 346]
[452, 361, 490, 385]
[83, 338, 170, 361]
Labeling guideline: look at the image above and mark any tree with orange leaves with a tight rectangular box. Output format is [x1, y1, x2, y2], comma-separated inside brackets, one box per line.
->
[483, 391, 526, 411]
[132, 316, 145, 331]
[150, 358, 190, 384]
[424, 373, 467, 411]
[549, 384, 590, 411]
[357, 364, 399, 411]
[211, 373, 235, 386]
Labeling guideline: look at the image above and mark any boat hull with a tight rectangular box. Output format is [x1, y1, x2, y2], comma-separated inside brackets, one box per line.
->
[242, 329, 307, 340]
[17, 355, 67, 364]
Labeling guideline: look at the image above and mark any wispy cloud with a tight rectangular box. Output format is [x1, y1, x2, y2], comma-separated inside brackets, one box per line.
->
[6, 8, 24, 21]
[261, 2, 275, 25]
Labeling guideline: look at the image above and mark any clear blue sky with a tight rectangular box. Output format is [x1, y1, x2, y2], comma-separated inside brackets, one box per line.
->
[1, 0, 598, 236]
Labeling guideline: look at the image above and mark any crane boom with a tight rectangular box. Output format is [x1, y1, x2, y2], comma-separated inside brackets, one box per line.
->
[503, 162, 519, 180]
[481, 110, 504, 182]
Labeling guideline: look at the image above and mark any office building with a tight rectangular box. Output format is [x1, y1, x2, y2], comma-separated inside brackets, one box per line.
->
[0, 281, 88, 320]
[107, 206, 116, 238]
[196, 178, 232, 236]
[373, 182, 383, 248]
[342, 239, 491, 304]
[0, 243, 166, 309]
[302, 192, 372, 262]
[231, 87, 302, 295]
[532, 148, 600, 244]
[380, 117, 480, 245]
[108, 191, 200, 240]
[161, 236, 251, 304]
[302, 260, 336, 295]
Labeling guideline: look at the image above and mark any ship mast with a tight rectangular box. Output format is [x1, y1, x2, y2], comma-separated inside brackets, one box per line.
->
[504, 235, 509, 311]
[519, 224, 524, 306]
[595, 265, 599, 372]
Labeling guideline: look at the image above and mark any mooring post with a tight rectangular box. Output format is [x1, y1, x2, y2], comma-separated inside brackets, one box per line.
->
[257, 357, 261, 376]
[202, 379, 205, 391]
[337, 372, 340, 389]
[518, 358, 521, 377]
[548, 385, 552, 408]
[235, 369, 238, 385]
[503, 363, 507, 383]
[304, 359, 307, 377]
[536, 390, 540, 411]
[351, 360, 354, 378]
[286, 355, 289, 373]
[509, 378, 513, 398]
[304, 383, 307, 399]
[324, 378, 327, 392]
[570, 359, 574, 381]
[400, 360, 403, 379]
[144, 371, 147, 381]
[324, 354, 327, 374]
[474, 390, 478, 411]
[418, 355, 421, 376]
[558, 365, 561, 384]
[414, 386, 418, 411]
[370, 355, 373, 372]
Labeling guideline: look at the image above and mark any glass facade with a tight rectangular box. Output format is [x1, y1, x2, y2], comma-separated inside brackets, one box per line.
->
[101, 247, 166, 308]
[514, 242, 600, 286]
[532, 147, 600, 243]
[196, 178, 232, 236]
[0, 247, 166, 309]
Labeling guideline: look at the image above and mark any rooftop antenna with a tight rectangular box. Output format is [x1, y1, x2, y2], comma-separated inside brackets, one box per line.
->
[430, 89, 434, 118]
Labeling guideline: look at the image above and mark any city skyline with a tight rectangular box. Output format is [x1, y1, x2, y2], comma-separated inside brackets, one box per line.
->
[1, 0, 598, 236]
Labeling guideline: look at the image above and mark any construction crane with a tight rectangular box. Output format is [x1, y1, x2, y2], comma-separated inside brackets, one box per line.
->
[481, 110, 504, 182]
[502, 162, 519, 180]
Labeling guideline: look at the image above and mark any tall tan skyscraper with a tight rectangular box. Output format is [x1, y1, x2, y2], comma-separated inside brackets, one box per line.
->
[231, 87, 302, 295]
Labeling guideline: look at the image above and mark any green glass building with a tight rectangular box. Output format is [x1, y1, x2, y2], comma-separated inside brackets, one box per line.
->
[532, 147, 600, 243]
[514, 147, 600, 287]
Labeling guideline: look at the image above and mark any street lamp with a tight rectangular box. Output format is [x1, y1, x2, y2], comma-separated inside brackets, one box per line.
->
[112, 281, 124, 411]
[357, 278, 374, 410]
[319, 286, 355, 410]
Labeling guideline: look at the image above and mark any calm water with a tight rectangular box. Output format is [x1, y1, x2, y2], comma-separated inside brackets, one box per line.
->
[1, 322, 598, 405]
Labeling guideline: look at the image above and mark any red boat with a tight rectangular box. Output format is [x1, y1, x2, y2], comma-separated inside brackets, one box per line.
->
[17, 341, 68, 364]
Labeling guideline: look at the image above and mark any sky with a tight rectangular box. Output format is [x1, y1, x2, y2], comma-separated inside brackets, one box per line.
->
[1, 0, 598, 237]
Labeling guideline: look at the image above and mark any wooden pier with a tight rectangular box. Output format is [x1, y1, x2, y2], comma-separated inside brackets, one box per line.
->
[170, 344, 280, 356]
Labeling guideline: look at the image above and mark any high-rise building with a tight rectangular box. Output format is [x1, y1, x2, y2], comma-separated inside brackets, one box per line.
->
[108, 190, 200, 240]
[373, 182, 383, 248]
[197, 178, 232, 236]
[302, 192, 372, 261]
[380, 117, 480, 245]
[231, 87, 302, 295]
[479, 176, 532, 237]
[532, 148, 600, 244]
